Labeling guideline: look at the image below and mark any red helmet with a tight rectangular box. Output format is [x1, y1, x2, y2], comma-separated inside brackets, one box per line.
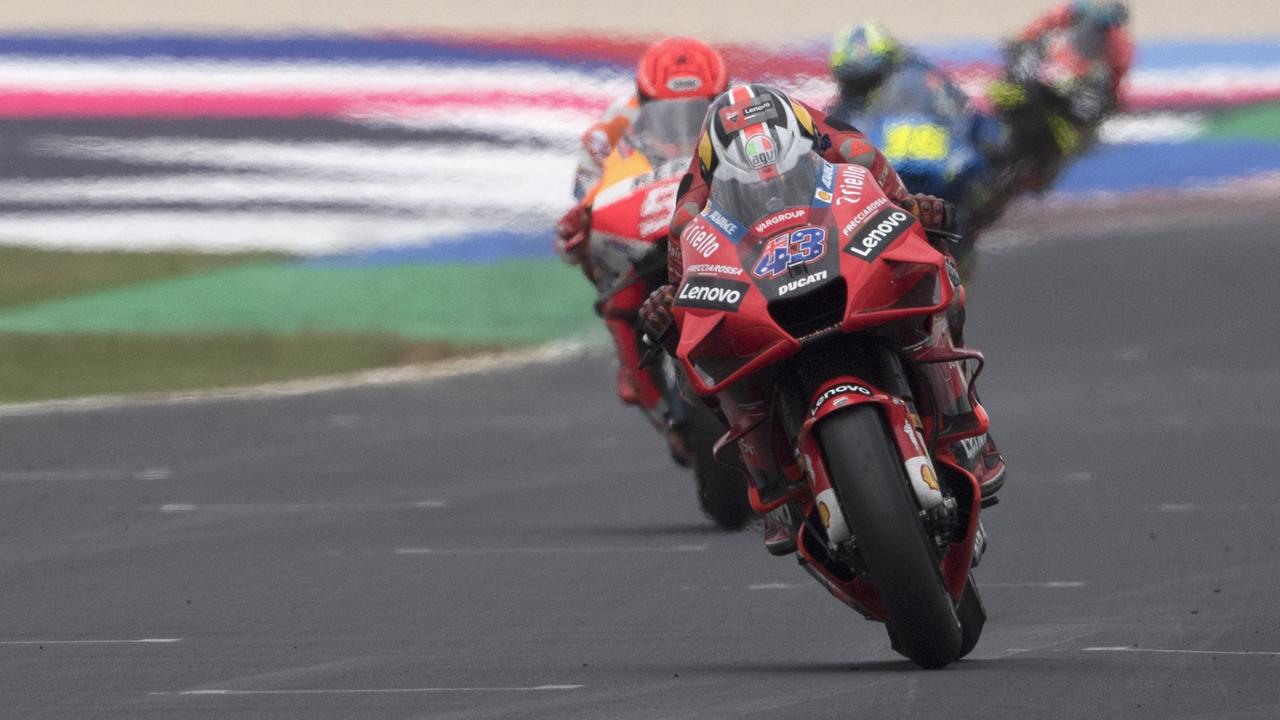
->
[635, 37, 729, 102]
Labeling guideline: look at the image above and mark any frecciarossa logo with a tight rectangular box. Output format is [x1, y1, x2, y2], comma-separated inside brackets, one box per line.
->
[675, 276, 750, 312]
[845, 207, 915, 262]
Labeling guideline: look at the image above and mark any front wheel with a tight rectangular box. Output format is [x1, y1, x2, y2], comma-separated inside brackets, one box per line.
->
[956, 573, 986, 660]
[820, 405, 962, 669]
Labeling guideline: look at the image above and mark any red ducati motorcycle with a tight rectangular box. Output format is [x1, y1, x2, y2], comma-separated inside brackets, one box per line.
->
[588, 97, 753, 529]
[671, 155, 1003, 667]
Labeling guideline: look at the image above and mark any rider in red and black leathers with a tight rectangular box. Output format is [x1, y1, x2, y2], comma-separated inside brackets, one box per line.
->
[649, 99, 950, 334]
[641, 86, 967, 556]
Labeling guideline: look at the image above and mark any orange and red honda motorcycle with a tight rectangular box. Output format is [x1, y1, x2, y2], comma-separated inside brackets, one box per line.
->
[669, 154, 1004, 667]
[587, 97, 753, 529]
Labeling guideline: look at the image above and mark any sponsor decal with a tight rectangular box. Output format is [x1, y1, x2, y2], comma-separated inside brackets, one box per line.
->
[839, 196, 889, 237]
[845, 207, 914, 262]
[719, 96, 779, 133]
[957, 434, 987, 461]
[752, 227, 826, 279]
[675, 275, 750, 312]
[666, 75, 702, 92]
[903, 418, 921, 454]
[752, 208, 806, 236]
[686, 263, 744, 276]
[777, 269, 828, 296]
[683, 224, 722, 258]
[813, 160, 836, 207]
[745, 134, 776, 169]
[811, 383, 873, 416]
[835, 164, 868, 206]
[702, 200, 746, 242]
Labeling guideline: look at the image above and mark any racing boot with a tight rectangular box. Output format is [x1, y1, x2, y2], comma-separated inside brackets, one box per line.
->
[763, 501, 803, 556]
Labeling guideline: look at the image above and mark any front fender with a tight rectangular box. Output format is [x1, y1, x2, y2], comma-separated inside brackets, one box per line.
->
[798, 377, 943, 517]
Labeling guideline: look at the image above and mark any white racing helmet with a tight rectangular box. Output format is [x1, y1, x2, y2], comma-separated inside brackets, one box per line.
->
[697, 84, 821, 217]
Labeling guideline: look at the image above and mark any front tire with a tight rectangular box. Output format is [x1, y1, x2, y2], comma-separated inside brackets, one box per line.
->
[956, 573, 986, 660]
[820, 405, 962, 669]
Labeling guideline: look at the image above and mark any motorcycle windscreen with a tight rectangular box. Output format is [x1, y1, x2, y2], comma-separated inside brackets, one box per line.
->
[623, 97, 711, 165]
[707, 154, 819, 228]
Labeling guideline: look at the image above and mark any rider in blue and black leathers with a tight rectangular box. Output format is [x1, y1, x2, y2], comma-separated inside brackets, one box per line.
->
[827, 22, 1006, 255]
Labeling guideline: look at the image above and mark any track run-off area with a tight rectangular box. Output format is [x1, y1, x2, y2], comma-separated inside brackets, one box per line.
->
[3, 204, 1280, 718]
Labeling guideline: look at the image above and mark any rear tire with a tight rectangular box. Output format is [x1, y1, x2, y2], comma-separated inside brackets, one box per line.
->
[684, 398, 753, 531]
[820, 405, 962, 669]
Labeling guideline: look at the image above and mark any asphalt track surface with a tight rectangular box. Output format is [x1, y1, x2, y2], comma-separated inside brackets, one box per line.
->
[4, 208, 1280, 719]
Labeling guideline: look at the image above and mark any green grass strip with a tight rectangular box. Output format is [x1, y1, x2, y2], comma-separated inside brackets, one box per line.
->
[1202, 103, 1280, 142]
[0, 260, 599, 345]
[0, 246, 280, 311]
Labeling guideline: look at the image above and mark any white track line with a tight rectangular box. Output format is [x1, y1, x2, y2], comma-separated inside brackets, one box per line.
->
[0, 340, 600, 418]
[0, 468, 170, 483]
[0, 211, 483, 253]
[0, 173, 564, 214]
[157, 500, 451, 514]
[986, 581, 1087, 588]
[0, 56, 628, 96]
[1084, 646, 1280, 657]
[0, 638, 181, 645]
[1097, 113, 1206, 144]
[151, 684, 584, 696]
[395, 544, 708, 555]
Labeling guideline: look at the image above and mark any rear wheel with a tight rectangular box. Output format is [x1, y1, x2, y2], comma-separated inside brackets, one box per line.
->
[820, 405, 962, 669]
[684, 398, 753, 531]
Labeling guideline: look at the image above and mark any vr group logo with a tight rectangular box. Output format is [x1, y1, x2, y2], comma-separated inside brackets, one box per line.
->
[675, 276, 750, 312]
[752, 207, 806, 236]
[845, 207, 914, 262]
[752, 226, 827, 279]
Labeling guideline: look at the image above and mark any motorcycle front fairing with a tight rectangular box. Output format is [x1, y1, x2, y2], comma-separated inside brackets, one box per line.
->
[673, 159, 956, 396]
